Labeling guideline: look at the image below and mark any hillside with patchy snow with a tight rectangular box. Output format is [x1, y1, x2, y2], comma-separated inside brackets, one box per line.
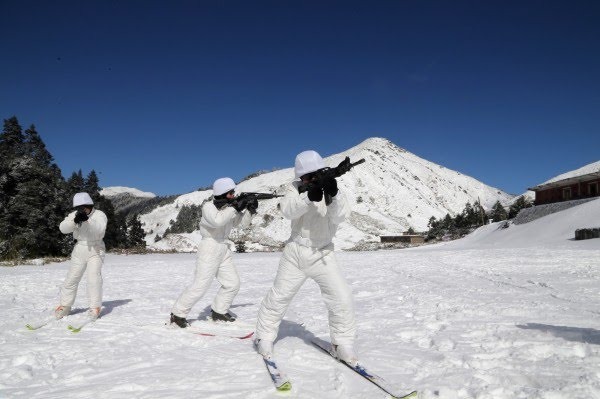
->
[138, 138, 514, 252]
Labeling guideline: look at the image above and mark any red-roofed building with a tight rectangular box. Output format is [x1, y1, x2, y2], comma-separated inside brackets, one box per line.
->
[528, 171, 600, 205]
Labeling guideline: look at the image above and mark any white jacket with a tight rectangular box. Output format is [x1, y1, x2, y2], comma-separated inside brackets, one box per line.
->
[59, 208, 107, 244]
[280, 182, 350, 249]
[199, 202, 251, 242]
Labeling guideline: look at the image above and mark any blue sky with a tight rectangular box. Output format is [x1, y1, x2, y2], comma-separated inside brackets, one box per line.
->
[1, 1, 599, 196]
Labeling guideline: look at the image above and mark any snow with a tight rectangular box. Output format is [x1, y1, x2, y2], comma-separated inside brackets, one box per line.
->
[100, 186, 156, 198]
[542, 161, 600, 185]
[2, 198, 600, 398]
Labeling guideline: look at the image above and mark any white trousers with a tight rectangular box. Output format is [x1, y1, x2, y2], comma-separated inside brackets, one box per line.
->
[256, 242, 356, 346]
[60, 243, 105, 308]
[172, 240, 240, 317]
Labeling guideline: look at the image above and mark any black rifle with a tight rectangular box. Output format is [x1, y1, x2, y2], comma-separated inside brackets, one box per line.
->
[214, 192, 282, 214]
[298, 157, 365, 205]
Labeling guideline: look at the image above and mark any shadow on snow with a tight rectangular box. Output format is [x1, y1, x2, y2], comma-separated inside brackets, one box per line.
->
[517, 323, 600, 345]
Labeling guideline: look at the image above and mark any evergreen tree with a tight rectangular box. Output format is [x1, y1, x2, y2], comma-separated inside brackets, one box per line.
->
[490, 201, 508, 222]
[164, 204, 202, 234]
[508, 196, 532, 219]
[84, 170, 101, 201]
[0, 119, 68, 259]
[0, 116, 26, 160]
[235, 240, 247, 253]
[97, 198, 125, 250]
[474, 200, 487, 226]
[66, 170, 85, 197]
[0, 117, 25, 219]
[461, 202, 475, 227]
[127, 214, 146, 248]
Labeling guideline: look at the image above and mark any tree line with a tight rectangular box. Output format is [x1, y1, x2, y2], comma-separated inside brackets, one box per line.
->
[426, 197, 533, 241]
[0, 116, 146, 261]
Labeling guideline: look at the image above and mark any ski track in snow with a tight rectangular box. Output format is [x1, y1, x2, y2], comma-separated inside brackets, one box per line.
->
[1, 244, 600, 399]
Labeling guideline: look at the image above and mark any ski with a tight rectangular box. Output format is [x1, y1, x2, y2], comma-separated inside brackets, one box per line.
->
[261, 355, 292, 391]
[189, 327, 254, 339]
[25, 315, 56, 330]
[186, 320, 254, 340]
[253, 339, 292, 391]
[67, 316, 96, 333]
[312, 338, 417, 399]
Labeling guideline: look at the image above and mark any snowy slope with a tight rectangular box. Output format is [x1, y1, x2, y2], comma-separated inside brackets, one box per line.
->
[100, 186, 156, 198]
[2, 190, 600, 398]
[141, 137, 513, 252]
[433, 198, 600, 250]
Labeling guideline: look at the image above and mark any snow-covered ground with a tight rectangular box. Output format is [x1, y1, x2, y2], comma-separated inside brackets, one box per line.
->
[1, 200, 600, 398]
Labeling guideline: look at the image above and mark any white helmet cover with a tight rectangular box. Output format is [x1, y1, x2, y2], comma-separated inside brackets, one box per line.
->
[213, 177, 236, 196]
[294, 150, 326, 178]
[73, 192, 94, 207]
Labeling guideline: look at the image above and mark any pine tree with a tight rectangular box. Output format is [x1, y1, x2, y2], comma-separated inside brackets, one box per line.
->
[508, 196, 532, 219]
[66, 170, 85, 197]
[490, 201, 508, 222]
[127, 214, 146, 248]
[474, 200, 487, 226]
[84, 170, 101, 202]
[164, 204, 201, 234]
[0, 119, 68, 259]
[97, 198, 125, 250]
[235, 240, 247, 253]
[0, 116, 26, 160]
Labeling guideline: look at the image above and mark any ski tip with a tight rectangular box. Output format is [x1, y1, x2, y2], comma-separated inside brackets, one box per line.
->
[67, 326, 81, 333]
[25, 324, 35, 330]
[276, 381, 292, 391]
[394, 391, 418, 399]
[239, 331, 254, 339]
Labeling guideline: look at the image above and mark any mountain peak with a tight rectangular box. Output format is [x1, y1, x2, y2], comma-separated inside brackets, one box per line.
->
[352, 137, 407, 154]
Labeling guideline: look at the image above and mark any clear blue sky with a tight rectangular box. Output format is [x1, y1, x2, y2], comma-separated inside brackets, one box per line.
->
[2, 1, 599, 196]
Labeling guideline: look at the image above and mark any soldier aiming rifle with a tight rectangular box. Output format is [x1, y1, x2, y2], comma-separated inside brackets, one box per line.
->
[213, 191, 283, 215]
[297, 156, 365, 205]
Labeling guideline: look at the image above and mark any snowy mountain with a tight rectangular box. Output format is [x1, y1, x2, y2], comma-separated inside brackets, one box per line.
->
[140, 137, 514, 251]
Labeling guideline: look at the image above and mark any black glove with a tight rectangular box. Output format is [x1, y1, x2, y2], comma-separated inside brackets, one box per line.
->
[322, 177, 338, 197]
[247, 197, 259, 214]
[307, 184, 323, 202]
[74, 209, 88, 224]
[232, 197, 248, 212]
[337, 157, 352, 174]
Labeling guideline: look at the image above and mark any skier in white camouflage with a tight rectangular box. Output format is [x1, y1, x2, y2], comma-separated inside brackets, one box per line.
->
[55, 192, 107, 320]
[170, 177, 256, 327]
[255, 150, 358, 365]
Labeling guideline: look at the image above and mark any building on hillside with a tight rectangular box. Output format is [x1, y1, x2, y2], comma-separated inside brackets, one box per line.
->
[380, 233, 425, 245]
[528, 170, 600, 205]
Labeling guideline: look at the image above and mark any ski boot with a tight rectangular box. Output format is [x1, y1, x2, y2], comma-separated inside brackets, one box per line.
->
[54, 305, 71, 319]
[334, 344, 359, 366]
[254, 338, 274, 357]
[211, 310, 236, 322]
[170, 313, 190, 328]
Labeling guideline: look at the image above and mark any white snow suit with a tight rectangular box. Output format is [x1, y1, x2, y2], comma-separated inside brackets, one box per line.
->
[256, 182, 357, 346]
[171, 202, 251, 317]
[58, 208, 107, 308]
